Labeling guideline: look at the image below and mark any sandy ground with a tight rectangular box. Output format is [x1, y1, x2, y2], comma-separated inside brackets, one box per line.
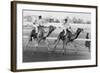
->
[23, 39, 91, 62]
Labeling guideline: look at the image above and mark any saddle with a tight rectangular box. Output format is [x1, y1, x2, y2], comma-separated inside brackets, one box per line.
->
[30, 29, 37, 39]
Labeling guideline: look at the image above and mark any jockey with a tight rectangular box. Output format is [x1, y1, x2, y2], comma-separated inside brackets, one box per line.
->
[32, 15, 43, 33]
[62, 18, 73, 35]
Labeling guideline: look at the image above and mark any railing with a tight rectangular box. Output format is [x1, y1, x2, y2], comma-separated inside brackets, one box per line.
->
[23, 36, 91, 41]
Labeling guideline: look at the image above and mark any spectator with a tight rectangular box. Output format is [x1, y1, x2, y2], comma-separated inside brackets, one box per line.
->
[85, 33, 91, 52]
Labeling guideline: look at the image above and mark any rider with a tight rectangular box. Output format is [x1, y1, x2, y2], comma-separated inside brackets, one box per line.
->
[62, 18, 73, 35]
[32, 16, 43, 47]
[32, 15, 43, 34]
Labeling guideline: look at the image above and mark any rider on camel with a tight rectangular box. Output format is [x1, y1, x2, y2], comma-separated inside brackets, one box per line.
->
[32, 15, 43, 34]
[62, 18, 73, 35]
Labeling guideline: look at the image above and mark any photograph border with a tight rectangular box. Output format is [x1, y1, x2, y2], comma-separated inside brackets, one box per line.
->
[11, 1, 98, 72]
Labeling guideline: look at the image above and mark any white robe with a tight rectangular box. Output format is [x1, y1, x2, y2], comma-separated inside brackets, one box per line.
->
[32, 19, 43, 33]
[62, 22, 70, 35]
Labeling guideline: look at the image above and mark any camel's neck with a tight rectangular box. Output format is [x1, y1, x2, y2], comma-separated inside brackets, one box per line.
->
[74, 31, 81, 39]
[46, 30, 54, 37]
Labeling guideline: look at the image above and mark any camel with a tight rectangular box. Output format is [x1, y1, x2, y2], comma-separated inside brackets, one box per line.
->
[26, 25, 56, 51]
[53, 28, 83, 54]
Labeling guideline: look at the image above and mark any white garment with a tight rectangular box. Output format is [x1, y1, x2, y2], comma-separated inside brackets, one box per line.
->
[32, 24, 38, 33]
[32, 19, 43, 33]
[35, 19, 43, 26]
[62, 22, 70, 35]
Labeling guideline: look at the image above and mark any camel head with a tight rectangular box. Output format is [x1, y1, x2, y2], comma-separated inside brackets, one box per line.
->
[76, 28, 83, 34]
[49, 25, 56, 32]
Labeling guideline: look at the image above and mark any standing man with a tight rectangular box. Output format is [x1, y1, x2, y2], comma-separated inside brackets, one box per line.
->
[85, 33, 90, 52]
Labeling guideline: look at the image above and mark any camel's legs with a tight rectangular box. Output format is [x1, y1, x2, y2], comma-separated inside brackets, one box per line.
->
[62, 41, 65, 53]
[25, 37, 38, 52]
[26, 37, 33, 49]
[52, 39, 60, 52]
[26, 40, 31, 49]
[44, 39, 51, 52]
[62, 41, 67, 54]
[34, 39, 39, 48]
[46, 39, 51, 45]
